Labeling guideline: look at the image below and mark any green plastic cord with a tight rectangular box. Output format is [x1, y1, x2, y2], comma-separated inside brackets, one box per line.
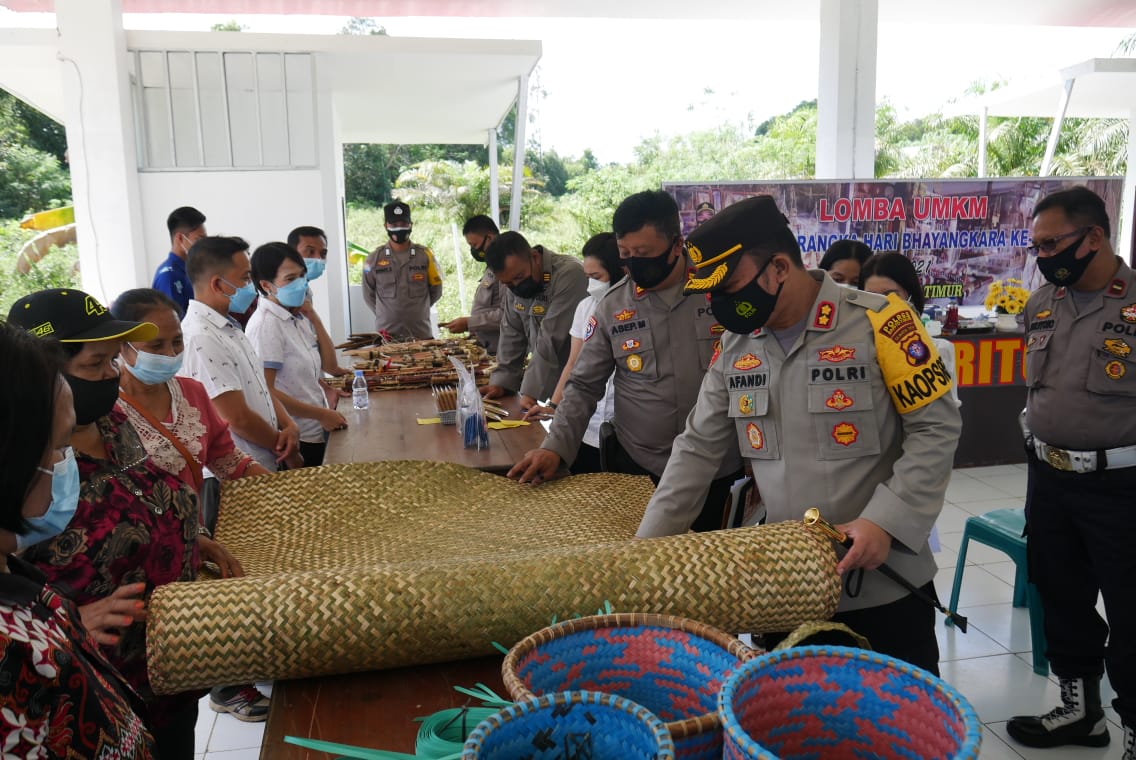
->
[414, 707, 498, 757]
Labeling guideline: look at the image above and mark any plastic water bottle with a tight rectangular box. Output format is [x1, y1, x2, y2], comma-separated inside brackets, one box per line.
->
[352, 370, 369, 410]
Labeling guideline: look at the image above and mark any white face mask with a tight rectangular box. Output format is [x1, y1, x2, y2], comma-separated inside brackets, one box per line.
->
[587, 279, 610, 299]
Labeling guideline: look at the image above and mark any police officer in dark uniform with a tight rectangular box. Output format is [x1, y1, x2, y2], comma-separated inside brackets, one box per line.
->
[480, 231, 588, 411]
[441, 215, 504, 354]
[1006, 186, 1136, 759]
[361, 200, 443, 340]
[509, 190, 743, 532]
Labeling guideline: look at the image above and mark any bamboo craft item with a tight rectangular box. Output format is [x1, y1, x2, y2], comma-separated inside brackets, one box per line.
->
[145, 462, 841, 694]
[337, 336, 494, 391]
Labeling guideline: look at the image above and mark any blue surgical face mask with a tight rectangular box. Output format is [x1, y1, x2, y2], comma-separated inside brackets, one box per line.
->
[220, 277, 258, 314]
[18, 447, 80, 551]
[124, 344, 183, 386]
[304, 258, 326, 281]
[273, 277, 310, 309]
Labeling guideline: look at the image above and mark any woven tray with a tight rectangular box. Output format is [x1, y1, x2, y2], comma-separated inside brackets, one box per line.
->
[719, 646, 982, 760]
[463, 691, 675, 759]
[503, 613, 758, 759]
[145, 462, 840, 694]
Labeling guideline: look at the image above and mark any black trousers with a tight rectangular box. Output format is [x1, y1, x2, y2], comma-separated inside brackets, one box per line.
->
[150, 700, 198, 760]
[1026, 452, 1136, 725]
[762, 581, 941, 676]
[299, 440, 327, 468]
[604, 440, 742, 532]
[568, 442, 604, 475]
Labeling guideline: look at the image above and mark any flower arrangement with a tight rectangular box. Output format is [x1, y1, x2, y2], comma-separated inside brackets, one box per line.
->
[984, 278, 1030, 315]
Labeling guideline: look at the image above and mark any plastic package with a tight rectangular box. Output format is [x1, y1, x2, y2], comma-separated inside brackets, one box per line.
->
[449, 356, 489, 450]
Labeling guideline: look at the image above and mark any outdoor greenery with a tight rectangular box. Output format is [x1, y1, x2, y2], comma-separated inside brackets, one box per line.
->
[0, 31, 1133, 320]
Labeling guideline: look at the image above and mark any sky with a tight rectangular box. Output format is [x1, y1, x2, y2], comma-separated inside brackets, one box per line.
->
[2, 9, 1133, 164]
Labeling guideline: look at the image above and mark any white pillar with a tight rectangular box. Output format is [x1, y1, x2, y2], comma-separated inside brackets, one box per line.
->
[55, 0, 147, 303]
[1039, 78, 1075, 177]
[312, 53, 350, 344]
[815, 0, 878, 179]
[488, 127, 500, 228]
[508, 73, 529, 232]
[1120, 112, 1136, 265]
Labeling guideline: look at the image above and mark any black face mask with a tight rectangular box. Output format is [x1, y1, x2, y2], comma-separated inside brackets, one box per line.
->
[65, 373, 121, 425]
[470, 235, 490, 263]
[625, 238, 679, 290]
[710, 259, 782, 334]
[509, 275, 544, 299]
[1036, 231, 1097, 287]
[388, 228, 411, 244]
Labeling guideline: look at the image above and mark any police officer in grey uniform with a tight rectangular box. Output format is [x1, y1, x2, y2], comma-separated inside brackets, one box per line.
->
[362, 200, 443, 340]
[480, 231, 588, 410]
[637, 195, 961, 675]
[509, 190, 744, 532]
[441, 215, 504, 354]
[1006, 186, 1136, 757]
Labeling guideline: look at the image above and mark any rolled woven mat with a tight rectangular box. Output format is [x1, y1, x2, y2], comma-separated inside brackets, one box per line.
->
[146, 462, 840, 694]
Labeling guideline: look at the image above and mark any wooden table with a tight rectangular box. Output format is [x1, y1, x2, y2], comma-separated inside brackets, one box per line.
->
[261, 657, 505, 759]
[324, 388, 549, 473]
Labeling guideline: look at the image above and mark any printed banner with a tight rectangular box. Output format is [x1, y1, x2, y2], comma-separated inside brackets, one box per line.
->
[665, 178, 1124, 306]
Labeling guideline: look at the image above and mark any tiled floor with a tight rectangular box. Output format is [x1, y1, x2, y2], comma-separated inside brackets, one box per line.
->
[193, 464, 1128, 759]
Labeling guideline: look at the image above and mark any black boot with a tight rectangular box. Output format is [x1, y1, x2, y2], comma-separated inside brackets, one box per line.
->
[1007, 676, 1110, 748]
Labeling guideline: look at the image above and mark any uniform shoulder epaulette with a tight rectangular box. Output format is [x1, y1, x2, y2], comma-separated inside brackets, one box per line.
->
[843, 289, 890, 312]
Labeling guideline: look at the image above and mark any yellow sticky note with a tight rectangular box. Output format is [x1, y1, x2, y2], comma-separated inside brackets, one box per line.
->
[488, 420, 530, 430]
[417, 417, 442, 425]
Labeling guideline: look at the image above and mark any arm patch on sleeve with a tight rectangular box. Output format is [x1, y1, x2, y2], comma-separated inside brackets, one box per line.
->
[866, 293, 951, 413]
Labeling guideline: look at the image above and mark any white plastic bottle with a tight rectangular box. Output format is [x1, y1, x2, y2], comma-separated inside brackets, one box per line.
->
[352, 369, 369, 410]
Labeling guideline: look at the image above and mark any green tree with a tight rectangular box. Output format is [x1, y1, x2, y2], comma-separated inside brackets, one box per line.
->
[0, 91, 67, 164]
[0, 143, 71, 219]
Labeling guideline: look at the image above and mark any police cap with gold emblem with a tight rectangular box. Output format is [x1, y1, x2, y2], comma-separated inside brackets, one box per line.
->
[7, 288, 158, 343]
[684, 195, 792, 295]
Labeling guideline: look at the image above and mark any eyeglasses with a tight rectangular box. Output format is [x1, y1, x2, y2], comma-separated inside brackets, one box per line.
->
[1026, 227, 1091, 256]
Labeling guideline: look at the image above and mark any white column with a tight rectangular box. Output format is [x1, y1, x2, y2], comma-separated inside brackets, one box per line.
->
[488, 127, 500, 228]
[313, 53, 350, 343]
[508, 73, 529, 231]
[1039, 78, 1075, 177]
[55, 0, 147, 303]
[1120, 112, 1136, 265]
[815, 0, 878, 179]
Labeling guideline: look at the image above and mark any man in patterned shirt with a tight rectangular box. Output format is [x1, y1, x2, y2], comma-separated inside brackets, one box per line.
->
[180, 236, 301, 471]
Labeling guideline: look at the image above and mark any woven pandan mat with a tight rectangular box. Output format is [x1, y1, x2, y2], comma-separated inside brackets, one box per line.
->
[145, 462, 840, 694]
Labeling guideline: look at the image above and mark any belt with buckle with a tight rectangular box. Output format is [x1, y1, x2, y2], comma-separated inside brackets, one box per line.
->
[1032, 438, 1136, 473]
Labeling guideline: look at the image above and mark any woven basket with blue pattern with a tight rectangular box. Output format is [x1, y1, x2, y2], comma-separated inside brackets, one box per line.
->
[719, 645, 982, 759]
[462, 690, 674, 759]
[502, 612, 757, 759]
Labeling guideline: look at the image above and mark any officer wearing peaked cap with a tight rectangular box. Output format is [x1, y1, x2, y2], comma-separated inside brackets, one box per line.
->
[362, 200, 443, 340]
[637, 194, 961, 675]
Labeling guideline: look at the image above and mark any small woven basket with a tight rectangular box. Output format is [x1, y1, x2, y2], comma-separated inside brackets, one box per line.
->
[502, 613, 757, 759]
[462, 690, 675, 759]
[719, 646, 982, 760]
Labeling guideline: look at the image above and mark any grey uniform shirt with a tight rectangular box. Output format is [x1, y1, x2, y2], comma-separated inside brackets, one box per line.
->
[1024, 256, 1136, 450]
[362, 242, 443, 340]
[542, 276, 743, 479]
[467, 266, 504, 354]
[489, 248, 588, 400]
[638, 272, 962, 612]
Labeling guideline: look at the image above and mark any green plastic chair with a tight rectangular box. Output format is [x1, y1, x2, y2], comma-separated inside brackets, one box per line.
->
[946, 508, 1048, 676]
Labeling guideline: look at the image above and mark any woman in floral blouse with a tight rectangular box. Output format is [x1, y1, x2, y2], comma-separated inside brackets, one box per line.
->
[8, 288, 202, 760]
[0, 320, 155, 758]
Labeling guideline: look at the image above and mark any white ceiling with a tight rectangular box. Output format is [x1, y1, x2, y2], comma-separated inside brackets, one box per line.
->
[2, 0, 1136, 27]
[945, 57, 1136, 118]
[0, 29, 541, 144]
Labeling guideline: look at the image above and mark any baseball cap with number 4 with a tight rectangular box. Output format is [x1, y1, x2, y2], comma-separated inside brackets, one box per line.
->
[7, 288, 157, 343]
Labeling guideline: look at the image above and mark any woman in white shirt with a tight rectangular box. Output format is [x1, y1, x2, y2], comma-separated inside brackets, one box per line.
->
[246, 243, 347, 467]
[524, 233, 625, 473]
